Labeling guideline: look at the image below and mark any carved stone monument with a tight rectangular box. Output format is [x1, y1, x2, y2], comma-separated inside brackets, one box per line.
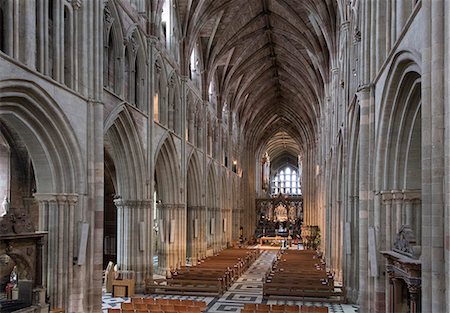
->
[381, 225, 421, 313]
[0, 208, 48, 313]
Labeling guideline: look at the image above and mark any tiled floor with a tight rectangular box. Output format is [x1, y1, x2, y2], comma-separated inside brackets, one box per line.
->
[102, 250, 359, 313]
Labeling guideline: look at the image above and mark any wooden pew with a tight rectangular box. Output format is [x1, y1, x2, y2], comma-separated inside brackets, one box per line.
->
[147, 248, 259, 295]
[263, 250, 344, 302]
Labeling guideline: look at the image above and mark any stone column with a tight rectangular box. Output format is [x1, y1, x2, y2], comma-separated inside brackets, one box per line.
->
[187, 205, 206, 263]
[34, 193, 78, 310]
[381, 192, 393, 310]
[408, 285, 419, 313]
[391, 190, 403, 234]
[34, 235, 47, 309]
[357, 84, 371, 311]
[413, 198, 422, 245]
[114, 199, 152, 292]
[422, 0, 445, 310]
[156, 203, 185, 275]
[403, 190, 420, 232]
[392, 278, 404, 313]
[19, 0, 36, 68]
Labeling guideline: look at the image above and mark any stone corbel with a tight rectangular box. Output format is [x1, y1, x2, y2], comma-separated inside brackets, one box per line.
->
[72, 0, 82, 10]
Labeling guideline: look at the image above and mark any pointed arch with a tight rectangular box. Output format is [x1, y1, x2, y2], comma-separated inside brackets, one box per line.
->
[206, 162, 218, 209]
[168, 72, 182, 135]
[154, 134, 181, 204]
[0, 79, 83, 193]
[186, 150, 202, 206]
[104, 104, 146, 199]
[375, 50, 422, 249]
[123, 26, 147, 111]
[103, 2, 125, 93]
[154, 56, 169, 125]
[376, 50, 421, 191]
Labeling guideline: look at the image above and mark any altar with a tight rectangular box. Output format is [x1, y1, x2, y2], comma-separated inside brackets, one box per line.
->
[258, 236, 292, 247]
[255, 194, 303, 246]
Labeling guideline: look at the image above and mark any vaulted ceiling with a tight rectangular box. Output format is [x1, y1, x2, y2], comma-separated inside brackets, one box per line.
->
[179, 0, 338, 161]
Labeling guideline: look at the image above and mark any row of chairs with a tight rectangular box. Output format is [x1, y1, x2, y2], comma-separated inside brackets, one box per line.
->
[241, 304, 328, 313]
[107, 297, 207, 313]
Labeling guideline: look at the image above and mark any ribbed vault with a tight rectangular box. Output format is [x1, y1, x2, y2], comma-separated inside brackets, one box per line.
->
[180, 0, 337, 156]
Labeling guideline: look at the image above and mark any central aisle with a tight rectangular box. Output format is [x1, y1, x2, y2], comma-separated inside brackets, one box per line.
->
[205, 250, 277, 312]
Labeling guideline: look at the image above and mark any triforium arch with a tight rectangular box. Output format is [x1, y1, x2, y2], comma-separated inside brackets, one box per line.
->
[0, 79, 84, 309]
[104, 104, 150, 291]
[153, 134, 184, 274]
[153, 56, 169, 125]
[103, 0, 125, 94]
[123, 27, 147, 111]
[186, 150, 205, 263]
[167, 71, 182, 135]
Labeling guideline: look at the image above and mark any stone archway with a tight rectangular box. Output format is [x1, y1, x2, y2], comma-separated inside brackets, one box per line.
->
[104, 105, 150, 292]
[206, 163, 219, 254]
[375, 53, 422, 311]
[186, 151, 204, 264]
[154, 135, 184, 274]
[0, 80, 83, 310]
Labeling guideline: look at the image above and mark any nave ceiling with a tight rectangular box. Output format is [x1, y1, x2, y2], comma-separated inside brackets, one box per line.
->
[176, 0, 338, 161]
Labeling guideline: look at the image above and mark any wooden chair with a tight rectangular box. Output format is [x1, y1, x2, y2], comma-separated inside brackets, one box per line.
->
[188, 306, 202, 313]
[147, 303, 161, 310]
[121, 302, 133, 309]
[174, 305, 188, 311]
[270, 304, 285, 311]
[134, 303, 147, 310]
[193, 301, 207, 311]
[143, 297, 156, 304]
[181, 299, 194, 306]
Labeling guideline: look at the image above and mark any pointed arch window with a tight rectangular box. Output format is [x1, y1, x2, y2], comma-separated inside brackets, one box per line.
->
[271, 166, 302, 195]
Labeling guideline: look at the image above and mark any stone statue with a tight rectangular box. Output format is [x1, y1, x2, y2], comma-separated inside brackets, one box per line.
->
[1, 196, 9, 217]
[10, 265, 18, 288]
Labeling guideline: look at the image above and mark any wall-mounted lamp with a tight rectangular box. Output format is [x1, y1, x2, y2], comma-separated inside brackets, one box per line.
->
[232, 160, 237, 173]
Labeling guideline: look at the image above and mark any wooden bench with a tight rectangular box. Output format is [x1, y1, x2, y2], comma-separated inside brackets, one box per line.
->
[147, 247, 259, 295]
[263, 250, 344, 302]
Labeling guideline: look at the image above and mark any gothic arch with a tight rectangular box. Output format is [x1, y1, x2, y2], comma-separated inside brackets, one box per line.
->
[123, 26, 147, 111]
[167, 72, 182, 135]
[186, 151, 202, 206]
[104, 1, 125, 93]
[0, 79, 83, 193]
[154, 57, 169, 125]
[104, 104, 146, 200]
[186, 150, 203, 261]
[206, 162, 218, 208]
[154, 134, 181, 204]
[375, 51, 422, 246]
